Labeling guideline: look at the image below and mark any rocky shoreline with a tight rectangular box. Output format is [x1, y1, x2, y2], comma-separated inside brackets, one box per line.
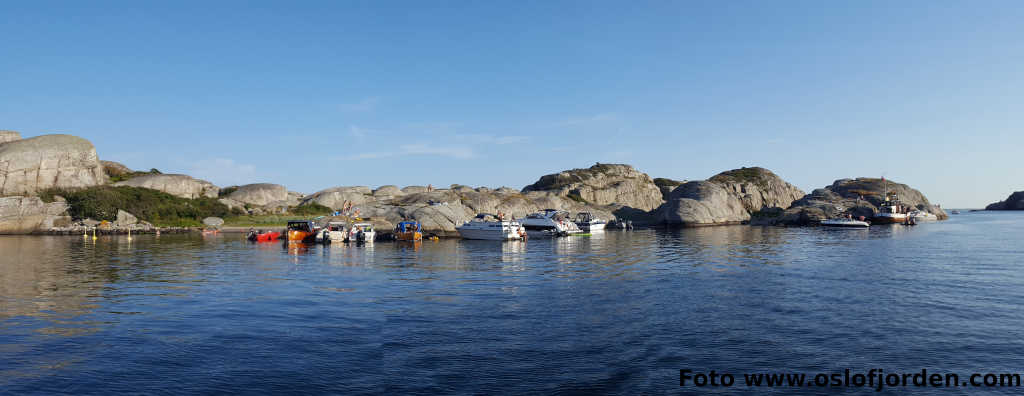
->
[0, 130, 963, 235]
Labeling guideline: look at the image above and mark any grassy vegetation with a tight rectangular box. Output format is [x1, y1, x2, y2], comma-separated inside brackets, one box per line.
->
[709, 167, 770, 187]
[107, 168, 163, 183]
[290, 203, 332, 216]
[653, 177, 685, 188]
[218, 186, 239, 197]
[38, 182, 338, 228]
[39, 186, 241, 227]
[525, 163, 631, 191]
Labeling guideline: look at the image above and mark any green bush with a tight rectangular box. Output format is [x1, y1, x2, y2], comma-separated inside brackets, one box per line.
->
[52, 186, 233, 227]
[218, 186, 239, 197]
[653, 177, 684, 188]
[108, 168, 163, 183]
[290, 203, 332, 216]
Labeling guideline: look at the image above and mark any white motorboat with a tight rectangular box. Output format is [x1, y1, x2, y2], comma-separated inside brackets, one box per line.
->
[457, 214, 526, 240]
[573, 212, 606, 231]
[909, 210, 937, 222]
[820, 218, 870, 228]
[318, 221, 347, 243]
[519, 209, 583, 237]
[347, 222, 376, 243]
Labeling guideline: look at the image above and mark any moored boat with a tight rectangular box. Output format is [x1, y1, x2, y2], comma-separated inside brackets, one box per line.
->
[872, 189, 909, 225]
[286, 220, 318, 243]
[519, 209, 583, 237]
[395, 221, 423, 241]
[247, 229, 281, 242]
[348, 222, 376, 243]
[910, 210, 938, 222]
[820, 218, 870, 228]
[457, 214, 527, 240]
[318, 221, 347, 243]
[573, 212, 606, 231]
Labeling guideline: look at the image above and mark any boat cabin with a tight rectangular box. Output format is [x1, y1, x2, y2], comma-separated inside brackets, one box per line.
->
[395, 221, 421, 233]
[287, 220, 316, 232]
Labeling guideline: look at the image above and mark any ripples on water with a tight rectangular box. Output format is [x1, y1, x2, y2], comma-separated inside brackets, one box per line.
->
[2, 212, 1024, 394]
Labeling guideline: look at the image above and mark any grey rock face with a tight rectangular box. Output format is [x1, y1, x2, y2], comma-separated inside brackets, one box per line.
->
[0, 196, 69, 234]
[309, 186, 619, 237]
[227, 183, 292, 206]
[114, 174, 219, 199]
[115, 210, 138, 227]
[372, 185, 403, 197]
[0, 134, 108, 196]
[655, 181, 750, 226]
[401, 186, 428, 194]
[0, 130, 21, 144]
[301, 186, 374, 209]
[653, 167, 803, 226]
[522, 163, 664, 211]
[218, 198, 246, 212]
[986, 191, 1024, 210]
[773, 178, 947, 225]
[203, 217, 224, 227]
[708, 167, 805, 213]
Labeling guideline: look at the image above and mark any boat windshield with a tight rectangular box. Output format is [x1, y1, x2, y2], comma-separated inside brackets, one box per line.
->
[287, 221, 313, 232]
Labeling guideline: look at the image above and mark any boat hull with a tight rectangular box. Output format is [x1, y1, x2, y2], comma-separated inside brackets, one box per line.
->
[871, 214, 908, 224]
[821, 220, 870, 228]
[396, 231, 422, 241]
[256, 232, 280, 242]
[457, 227, 522, 240]
[288, 230, 314, 242]
[576, 222, 606, 231]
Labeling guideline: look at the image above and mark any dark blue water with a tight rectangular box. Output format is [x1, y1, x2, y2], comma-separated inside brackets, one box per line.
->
[2, 212, 1023, 394]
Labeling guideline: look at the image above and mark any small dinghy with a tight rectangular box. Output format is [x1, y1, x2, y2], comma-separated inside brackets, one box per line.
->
[246, 229, 281, 242]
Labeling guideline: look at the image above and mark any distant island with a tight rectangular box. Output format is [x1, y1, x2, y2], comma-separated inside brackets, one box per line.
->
[986, 191, 1024, 211]
[0, 130, 952, 235]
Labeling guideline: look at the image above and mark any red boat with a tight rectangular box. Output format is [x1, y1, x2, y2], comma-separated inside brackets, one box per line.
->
[247, 230, 281, 242]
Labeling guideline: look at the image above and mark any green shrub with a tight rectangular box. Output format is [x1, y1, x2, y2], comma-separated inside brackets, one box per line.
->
[219, 186, 239, 197]
[108, 168, 163, 183]
[54, 186, 233, 227]
[653, 177, 684, 188]
[290, 203, 332, 216]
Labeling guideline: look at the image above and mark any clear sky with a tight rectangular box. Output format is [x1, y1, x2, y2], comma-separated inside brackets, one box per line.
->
[2, 1, 1021, 207]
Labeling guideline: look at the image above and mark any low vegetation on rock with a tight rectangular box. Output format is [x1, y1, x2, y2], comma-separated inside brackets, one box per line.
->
[40, 186, 240, 227]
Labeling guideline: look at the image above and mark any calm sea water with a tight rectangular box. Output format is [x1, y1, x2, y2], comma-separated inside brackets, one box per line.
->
[2, 212, 1023, 394]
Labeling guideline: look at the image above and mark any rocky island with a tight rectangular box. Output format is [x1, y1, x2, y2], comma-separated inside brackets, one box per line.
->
[0, 131, 954, 236]
[986, 191, 1024, 210]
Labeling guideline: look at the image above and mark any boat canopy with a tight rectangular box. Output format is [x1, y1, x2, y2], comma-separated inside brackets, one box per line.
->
[575, 212, 595, 222]
[396, 221, 421, 232]
[287, 220, 315, 232]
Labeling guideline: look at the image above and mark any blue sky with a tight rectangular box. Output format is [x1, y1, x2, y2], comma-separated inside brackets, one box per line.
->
[2, 1, 1021, 207]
